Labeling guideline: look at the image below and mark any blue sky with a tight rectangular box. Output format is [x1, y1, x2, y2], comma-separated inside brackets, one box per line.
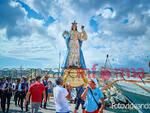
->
[0, 0, 150, 72]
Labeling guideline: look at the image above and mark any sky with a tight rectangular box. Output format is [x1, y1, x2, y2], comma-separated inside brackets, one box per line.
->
[0, 0, 150, 72]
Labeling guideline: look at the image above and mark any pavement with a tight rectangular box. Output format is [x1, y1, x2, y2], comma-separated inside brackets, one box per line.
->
[0, 97, 114, 113]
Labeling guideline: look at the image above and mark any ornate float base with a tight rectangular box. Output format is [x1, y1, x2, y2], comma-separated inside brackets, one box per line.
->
[62, 68, 88, 87]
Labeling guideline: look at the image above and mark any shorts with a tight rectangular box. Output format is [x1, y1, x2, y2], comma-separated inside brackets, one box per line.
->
[48, 89, 52, 93]
[75, 98, 85, 110]
[31, 102, 41, 113]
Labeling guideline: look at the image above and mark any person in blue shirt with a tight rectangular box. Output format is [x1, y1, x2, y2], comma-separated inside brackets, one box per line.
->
[18, 77, 30, 111]
[81, 78, 105, 113]
[14, 78, 21, 106]
[1, 76, 14, 113]
[41, 76, 49, 109]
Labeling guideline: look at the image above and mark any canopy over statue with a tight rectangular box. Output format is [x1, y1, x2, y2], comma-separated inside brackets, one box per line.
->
[62, 20, 87, 69]
[62, 21, 88, 87]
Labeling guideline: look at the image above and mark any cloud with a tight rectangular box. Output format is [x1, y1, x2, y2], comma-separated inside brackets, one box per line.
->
[0, 0, 32, 38]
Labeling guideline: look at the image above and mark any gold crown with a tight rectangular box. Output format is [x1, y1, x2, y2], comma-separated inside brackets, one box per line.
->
[72, 20, 77, 25]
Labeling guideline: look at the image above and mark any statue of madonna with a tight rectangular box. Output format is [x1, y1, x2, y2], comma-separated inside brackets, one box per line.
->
[62, 21, 87, 69]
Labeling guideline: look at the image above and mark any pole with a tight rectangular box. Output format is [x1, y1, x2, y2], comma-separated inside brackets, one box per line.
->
[20, 66, 22, 78]
[58, 52, 61, 77]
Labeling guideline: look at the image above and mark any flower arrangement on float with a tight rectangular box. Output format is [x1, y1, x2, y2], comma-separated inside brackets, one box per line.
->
[62, 31, 70, 39]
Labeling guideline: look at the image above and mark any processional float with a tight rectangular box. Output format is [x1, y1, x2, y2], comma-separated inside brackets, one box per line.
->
[62, 21, 88, 87]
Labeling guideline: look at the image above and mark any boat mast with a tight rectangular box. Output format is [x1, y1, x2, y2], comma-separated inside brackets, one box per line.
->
[104, 54, 109, 69]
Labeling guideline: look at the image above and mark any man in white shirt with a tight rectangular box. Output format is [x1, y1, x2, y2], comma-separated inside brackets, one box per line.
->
[53, 77, 71, 113]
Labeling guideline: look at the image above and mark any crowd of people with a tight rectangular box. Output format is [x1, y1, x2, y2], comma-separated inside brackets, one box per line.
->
[0, 75, 105, 113]
[0, 75, 53, 113]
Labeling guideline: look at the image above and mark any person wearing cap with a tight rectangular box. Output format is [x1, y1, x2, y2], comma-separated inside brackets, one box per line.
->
[53, 77, 71, 113]
[81, 78, 105, 113]
[1, 77, 14, 113]
[18, 77, 30, 111]
[25, 76, 46, 113]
